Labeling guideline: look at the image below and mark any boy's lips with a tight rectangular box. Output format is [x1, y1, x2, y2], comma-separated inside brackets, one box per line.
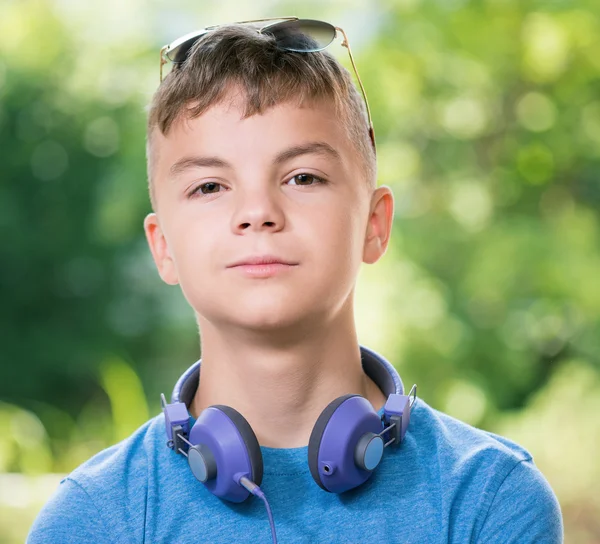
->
[226, 255, 299, 267]
[226, 255, 299, 278]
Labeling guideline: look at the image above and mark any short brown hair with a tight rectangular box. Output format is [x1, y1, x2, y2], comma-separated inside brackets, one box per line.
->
[146, 24, 376, 209]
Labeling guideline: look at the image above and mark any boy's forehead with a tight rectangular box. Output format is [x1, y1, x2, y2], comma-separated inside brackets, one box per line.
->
[151, 92, 355, 175]
[177, 91, 342, 141]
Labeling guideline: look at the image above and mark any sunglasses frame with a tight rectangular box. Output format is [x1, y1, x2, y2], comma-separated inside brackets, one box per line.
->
[159, 17, 375, 151]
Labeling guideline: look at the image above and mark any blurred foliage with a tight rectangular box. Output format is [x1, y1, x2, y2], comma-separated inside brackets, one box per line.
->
[0, 0, 599, 542]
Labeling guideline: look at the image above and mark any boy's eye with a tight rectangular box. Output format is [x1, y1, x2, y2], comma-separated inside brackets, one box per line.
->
[200, 182, 222, 194]
[287, 173, 324, 186]
[190, 181, 223, 196]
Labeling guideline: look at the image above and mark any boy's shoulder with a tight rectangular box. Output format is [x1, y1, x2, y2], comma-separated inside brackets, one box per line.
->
[27, 415, 166, 544]
[379, 396, 537, 495]
[399, 398, 562, 542]
[68, 414, 162, 485]
[410, 396, 532, 463]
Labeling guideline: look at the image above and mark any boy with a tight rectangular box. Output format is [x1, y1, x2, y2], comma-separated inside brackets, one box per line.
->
[28, 19, 563, 543]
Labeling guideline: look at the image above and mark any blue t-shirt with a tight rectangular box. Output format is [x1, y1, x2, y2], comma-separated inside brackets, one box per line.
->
[27, 397, 563, 543]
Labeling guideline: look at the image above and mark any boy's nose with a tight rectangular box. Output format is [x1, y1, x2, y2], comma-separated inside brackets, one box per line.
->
[231, 188, 285, 234]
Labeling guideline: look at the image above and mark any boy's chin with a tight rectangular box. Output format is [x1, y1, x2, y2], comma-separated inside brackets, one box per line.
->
[204, 296, 326, 336]
[227, 306, 314, 333]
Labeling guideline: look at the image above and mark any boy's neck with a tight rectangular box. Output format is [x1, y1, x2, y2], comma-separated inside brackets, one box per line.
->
[189, 304, 387, 448]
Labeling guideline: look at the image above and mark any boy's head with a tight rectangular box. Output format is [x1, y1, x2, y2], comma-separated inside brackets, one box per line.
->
[144, 23, 393, 334]
[146, 24, 377, 208]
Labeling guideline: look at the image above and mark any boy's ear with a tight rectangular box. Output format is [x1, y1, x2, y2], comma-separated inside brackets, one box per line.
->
[143, 213, 179, 285]
[363, 186, 394, 264]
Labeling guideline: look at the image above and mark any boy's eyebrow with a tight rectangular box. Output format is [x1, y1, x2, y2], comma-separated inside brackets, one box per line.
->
[272, 141, 341, 165]
[169, 141, 340, 180]
[169, 156, 230, 179]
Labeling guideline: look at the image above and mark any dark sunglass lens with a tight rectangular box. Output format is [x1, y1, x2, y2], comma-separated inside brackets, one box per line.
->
[166, 33, 206, 63]
[263, 19, 336, 52]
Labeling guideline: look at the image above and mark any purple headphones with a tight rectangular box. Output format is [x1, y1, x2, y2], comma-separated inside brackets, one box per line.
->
[161, 346, 416, 541]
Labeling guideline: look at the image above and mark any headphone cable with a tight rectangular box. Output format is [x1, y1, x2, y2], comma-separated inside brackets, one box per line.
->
[239, 476, 278, 544]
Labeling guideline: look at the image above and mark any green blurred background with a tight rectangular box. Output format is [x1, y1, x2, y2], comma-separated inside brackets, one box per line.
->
[1, 0, 599, 541]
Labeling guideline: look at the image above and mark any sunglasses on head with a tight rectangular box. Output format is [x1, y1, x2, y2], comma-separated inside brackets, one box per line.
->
[159, 17, 375, 151]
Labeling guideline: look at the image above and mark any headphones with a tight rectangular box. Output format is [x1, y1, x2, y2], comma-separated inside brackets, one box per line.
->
[161, 346, 417, 504]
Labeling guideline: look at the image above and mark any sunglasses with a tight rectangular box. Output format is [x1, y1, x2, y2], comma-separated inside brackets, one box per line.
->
[159, 17, 375, 151]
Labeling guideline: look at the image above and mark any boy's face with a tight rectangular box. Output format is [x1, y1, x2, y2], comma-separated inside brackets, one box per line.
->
[144, 91, 392, 333]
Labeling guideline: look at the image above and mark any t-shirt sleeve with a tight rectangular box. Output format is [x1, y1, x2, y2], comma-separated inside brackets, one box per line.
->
[475, 458, 564, 543]
[27, 477, 112, 543]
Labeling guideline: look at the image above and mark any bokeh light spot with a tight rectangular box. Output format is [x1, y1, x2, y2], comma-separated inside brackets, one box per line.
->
[517, 143, 554, 184]
[443, 379, 487, 426]
[84, 116, 120, 157]
[522, 13, 569, 82]
[448, 180, 493, 232]
[516, 92, 556, 132]
[439, 96, 488, 139]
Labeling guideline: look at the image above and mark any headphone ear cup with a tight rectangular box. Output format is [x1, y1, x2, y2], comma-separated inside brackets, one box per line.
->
[307, 394, 383, 494]
[308, 394, 357, 491]
[212, 405, 264, 486]
[188, 405, 263, 503]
